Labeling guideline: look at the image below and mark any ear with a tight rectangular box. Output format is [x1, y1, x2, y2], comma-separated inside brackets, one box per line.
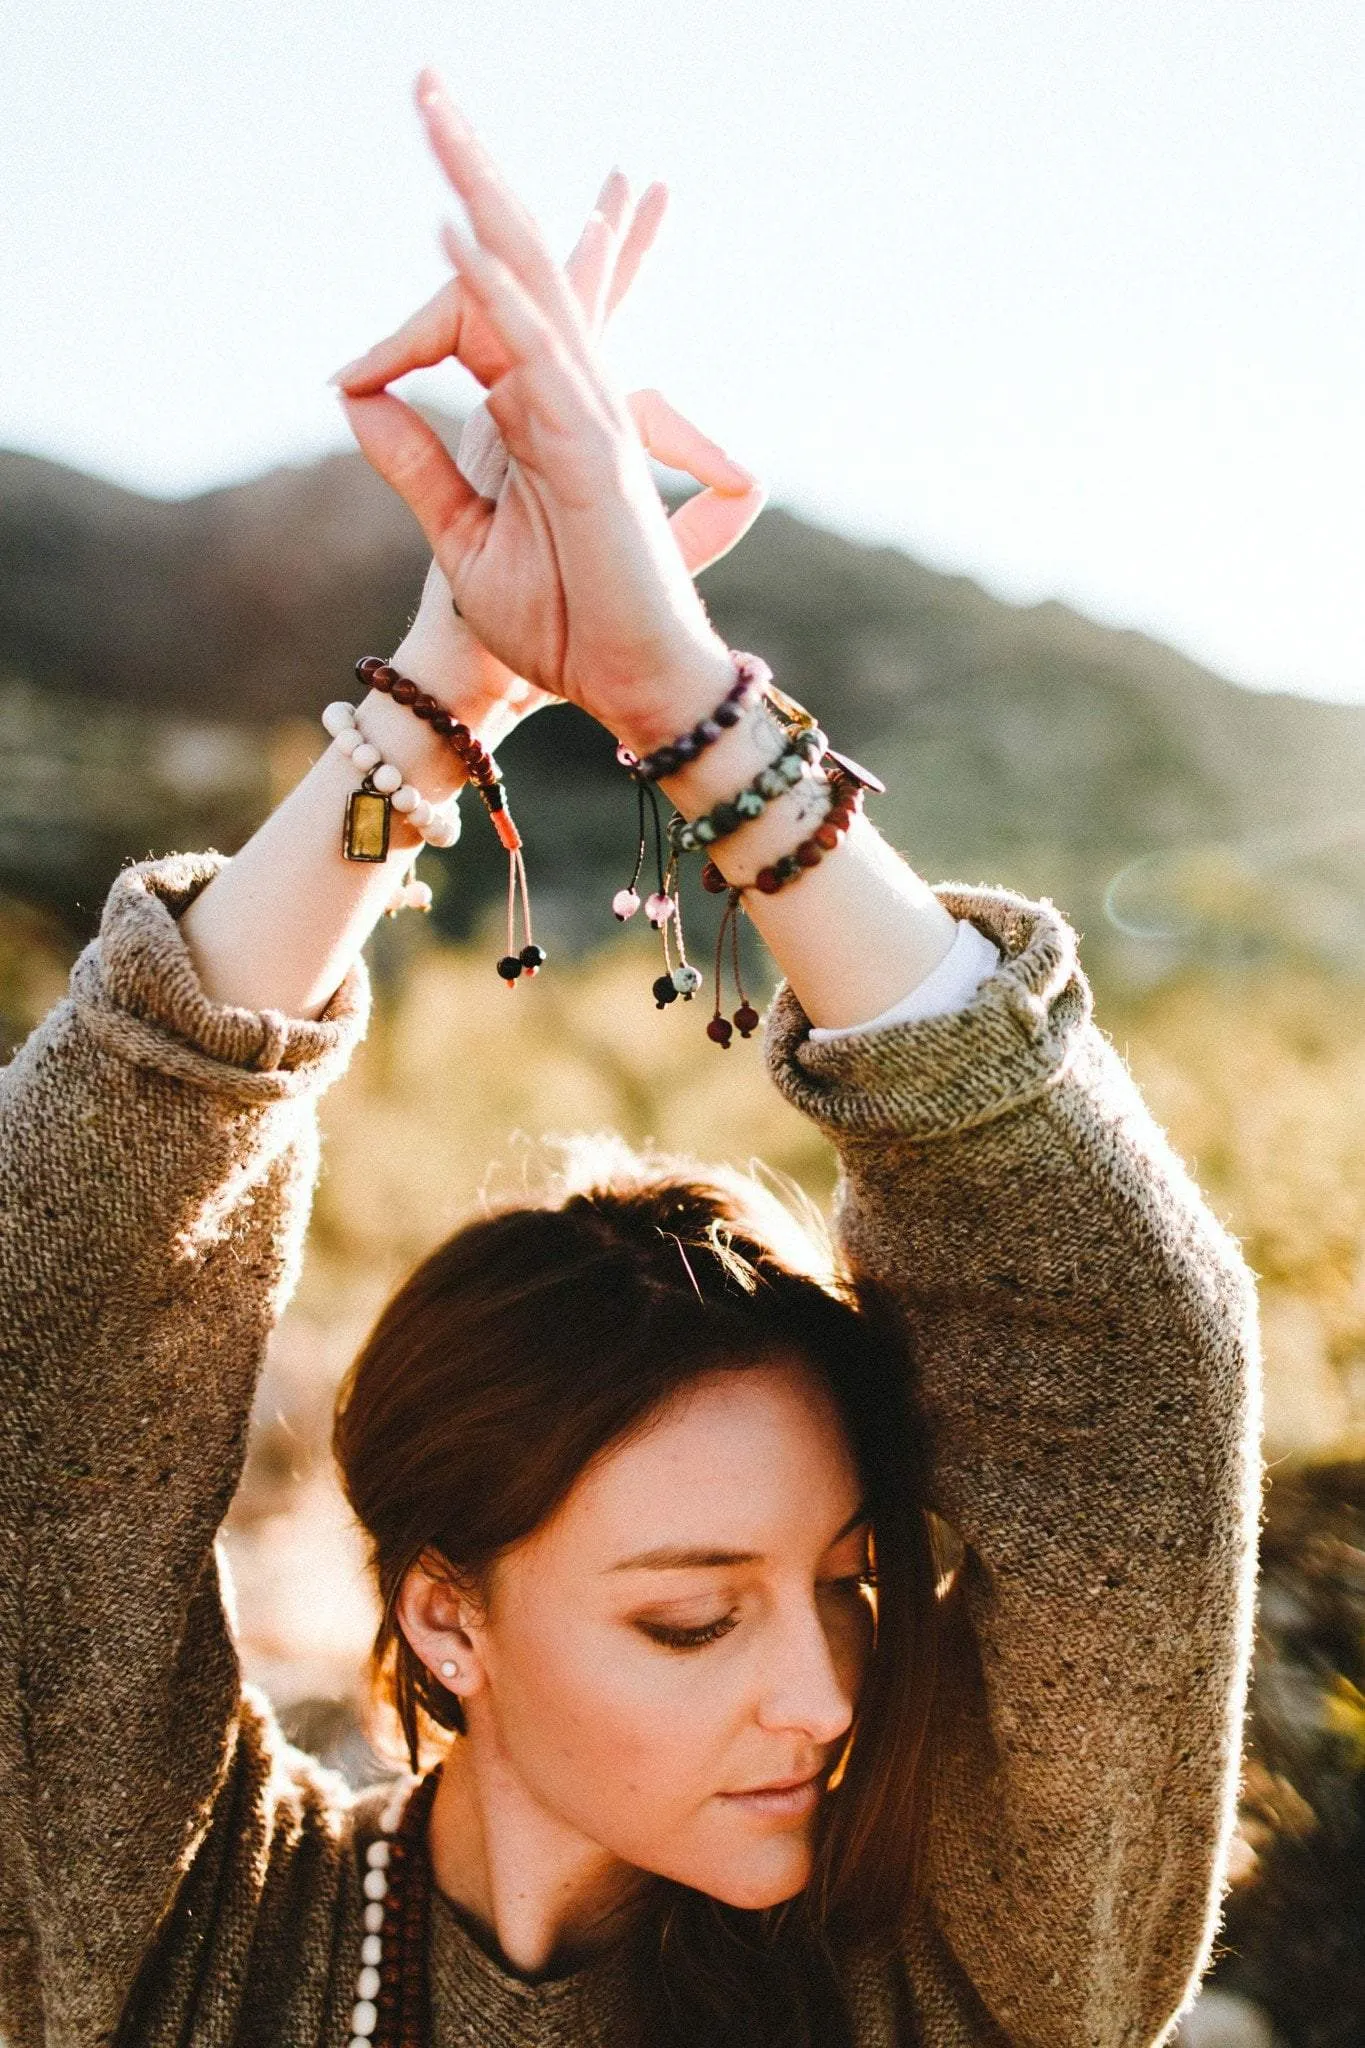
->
[395, 1553, 488, 1703]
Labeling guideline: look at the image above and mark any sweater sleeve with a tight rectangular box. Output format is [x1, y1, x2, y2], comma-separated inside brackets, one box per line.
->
[763, 883, 1261, 2048]
[0, 852, 369, 2047]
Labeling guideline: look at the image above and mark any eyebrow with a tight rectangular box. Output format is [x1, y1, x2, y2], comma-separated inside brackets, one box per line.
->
[607, 1504, 870, 1574]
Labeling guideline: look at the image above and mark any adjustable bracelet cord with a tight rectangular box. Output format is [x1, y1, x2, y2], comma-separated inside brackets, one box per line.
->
[708, 888, 760, 1048]
[612, 772, 702, 1008]
[498, 837, 541, 985]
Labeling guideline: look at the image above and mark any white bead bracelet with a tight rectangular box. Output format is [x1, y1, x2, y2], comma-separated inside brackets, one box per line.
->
[322, 700, 462, 852]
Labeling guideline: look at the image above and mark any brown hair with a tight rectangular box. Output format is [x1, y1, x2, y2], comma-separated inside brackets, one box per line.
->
[333, 1139, 945, 2048]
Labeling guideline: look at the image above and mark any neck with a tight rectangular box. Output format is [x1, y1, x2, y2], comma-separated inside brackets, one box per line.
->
[426, 1727, 651, 1978]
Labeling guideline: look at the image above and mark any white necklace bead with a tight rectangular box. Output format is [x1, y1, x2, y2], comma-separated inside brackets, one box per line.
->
[348, 1778, 414, 2048]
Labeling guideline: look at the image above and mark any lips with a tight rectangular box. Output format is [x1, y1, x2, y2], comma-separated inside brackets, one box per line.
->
[732, 1770, 822, 1796]
[718, 1767, 826, 1816]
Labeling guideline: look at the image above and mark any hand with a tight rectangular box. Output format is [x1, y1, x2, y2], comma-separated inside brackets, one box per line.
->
[355, 164, 666, 742]
[334, 70, 765, 750]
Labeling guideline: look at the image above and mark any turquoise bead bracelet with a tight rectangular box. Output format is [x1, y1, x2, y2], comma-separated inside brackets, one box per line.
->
[667, 724, 826, 855]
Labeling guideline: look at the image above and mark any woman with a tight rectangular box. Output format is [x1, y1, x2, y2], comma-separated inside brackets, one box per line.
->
[0, 70, 1260, 2048]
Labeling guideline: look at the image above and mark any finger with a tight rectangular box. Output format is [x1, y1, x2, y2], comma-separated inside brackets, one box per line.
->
[667, 482, 767, 574]
[564, 209, 616, 333]
[605, 182, 669, 322]
[593, 165, 632, 238]
[330, 274, 511, 395]
[332, 167, 632, 395]
[627, 387, 759, 495]
[441, 218, 583, 379]
[439, 248, 604, 477]
[415, 71, 590, 355]
[337, 390, 488, 558]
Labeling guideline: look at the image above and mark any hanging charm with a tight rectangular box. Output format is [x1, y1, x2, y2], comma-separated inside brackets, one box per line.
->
[344, 772, 393, 864]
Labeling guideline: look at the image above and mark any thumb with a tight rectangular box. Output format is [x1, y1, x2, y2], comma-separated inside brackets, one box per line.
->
[337, 391, 488, 563]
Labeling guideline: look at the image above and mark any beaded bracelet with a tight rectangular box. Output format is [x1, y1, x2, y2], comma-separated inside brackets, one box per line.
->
[613, 651, 771, 783]
[324, 702, 462, 855]
[702, 772, 864, 1048]
[667, 724, 826, 855]
[701, 770, 863, 899]
[355, 657, 520, 852]
[353, 656, 544, 986]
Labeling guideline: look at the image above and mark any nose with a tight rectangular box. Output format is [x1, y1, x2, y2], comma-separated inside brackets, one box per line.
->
[754, 1599, 858, 1747]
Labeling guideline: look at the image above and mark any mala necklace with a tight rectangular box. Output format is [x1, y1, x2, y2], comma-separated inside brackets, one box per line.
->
[348, 1767, 441, 2048]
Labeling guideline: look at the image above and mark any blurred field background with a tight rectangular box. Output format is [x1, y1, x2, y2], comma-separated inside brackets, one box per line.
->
[7, 3, 1365, 2034]
[3, 423, 1364, 2041]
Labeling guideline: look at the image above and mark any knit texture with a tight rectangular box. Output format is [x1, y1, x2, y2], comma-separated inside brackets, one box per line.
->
[0, 857, 1261, 2048]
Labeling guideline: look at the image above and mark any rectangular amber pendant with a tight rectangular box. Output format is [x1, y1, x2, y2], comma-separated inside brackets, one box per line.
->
[343, 787, 391, 863]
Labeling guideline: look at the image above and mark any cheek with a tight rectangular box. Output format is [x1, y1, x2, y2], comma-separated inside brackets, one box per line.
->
[479, 1612, 816, 1903]
[486, 1609, 731, 1824]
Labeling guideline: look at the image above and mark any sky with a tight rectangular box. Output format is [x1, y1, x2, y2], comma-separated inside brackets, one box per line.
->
[5, 0, 1363, 700]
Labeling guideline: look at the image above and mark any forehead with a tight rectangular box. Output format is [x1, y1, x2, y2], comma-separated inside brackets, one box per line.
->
[523, 1359, 864, 1572]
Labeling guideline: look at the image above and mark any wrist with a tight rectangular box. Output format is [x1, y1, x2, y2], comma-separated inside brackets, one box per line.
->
[356, 688, 470, 806]
[610, 639, 738, 758]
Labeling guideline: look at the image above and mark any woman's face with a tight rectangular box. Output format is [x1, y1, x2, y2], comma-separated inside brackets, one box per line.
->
[460, 1358, 874, 1910]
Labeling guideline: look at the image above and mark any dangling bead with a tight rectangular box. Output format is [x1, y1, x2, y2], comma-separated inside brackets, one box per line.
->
[652, 974, 679, 1007]
[734, 1003, 761, 1037]
[671, 963, 703, 998]
[519, 943, 546, 973]
[497, 954, 524, 983]
[612, 888, 641, 921]
[645, 891, 675, 927]
[707, 1016, 734, 1047]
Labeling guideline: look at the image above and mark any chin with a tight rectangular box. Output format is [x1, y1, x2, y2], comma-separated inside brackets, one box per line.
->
[702, 1844, 814, 1912]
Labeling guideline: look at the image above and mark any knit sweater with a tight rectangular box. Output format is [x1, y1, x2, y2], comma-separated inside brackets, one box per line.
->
[0, 851, 1261, 2048]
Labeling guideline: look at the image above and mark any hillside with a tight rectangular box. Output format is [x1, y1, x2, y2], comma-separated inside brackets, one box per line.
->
[2, 431, 1362, 976]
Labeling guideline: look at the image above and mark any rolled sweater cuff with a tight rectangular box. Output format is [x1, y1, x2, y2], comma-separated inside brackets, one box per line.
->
[65, 850, 370, 1103]
[763, 883, 1093, 1141]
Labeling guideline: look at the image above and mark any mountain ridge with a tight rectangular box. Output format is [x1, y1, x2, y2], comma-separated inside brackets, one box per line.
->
[2, 428, 1361, 977]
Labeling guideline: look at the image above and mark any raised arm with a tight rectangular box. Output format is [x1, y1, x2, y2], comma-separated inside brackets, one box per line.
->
[334, 79, 1260, 2047]
[0, 160, 774, 2045]
[764, 894, 1260, 2046]
[0, 855, 368, 2047]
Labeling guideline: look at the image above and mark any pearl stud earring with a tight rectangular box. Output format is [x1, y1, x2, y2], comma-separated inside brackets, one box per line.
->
[439, 1660, 458, 1680]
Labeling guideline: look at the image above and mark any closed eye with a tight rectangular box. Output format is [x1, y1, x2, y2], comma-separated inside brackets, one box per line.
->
[637, 1610, 741, 1651]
